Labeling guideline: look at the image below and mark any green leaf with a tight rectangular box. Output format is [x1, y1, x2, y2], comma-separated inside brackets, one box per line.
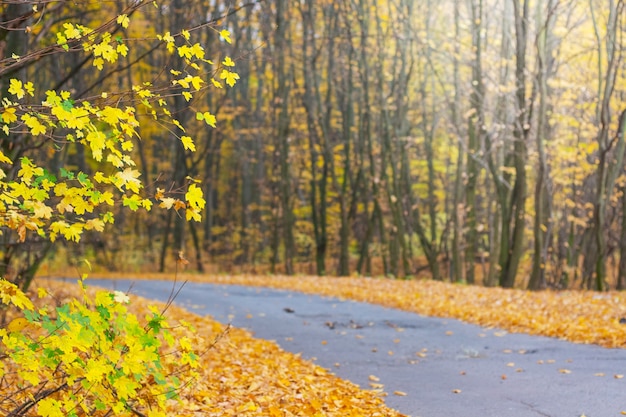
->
[122, 195, 141, 211]
[147, 313, 163, 332]
[23, 309, 40, 322]
[60, 167, 74, 179]
[61, 99, 74, 111]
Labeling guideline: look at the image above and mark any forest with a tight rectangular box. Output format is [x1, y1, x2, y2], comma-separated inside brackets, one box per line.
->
[3, 0, 626, 291]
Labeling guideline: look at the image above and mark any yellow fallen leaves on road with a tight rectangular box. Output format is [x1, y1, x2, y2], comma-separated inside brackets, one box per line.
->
[34, 281, 405, 417]
[33, 272, 626, 415]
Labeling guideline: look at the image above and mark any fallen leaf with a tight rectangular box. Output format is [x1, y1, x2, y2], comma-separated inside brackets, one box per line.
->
[393, 391, 407, 396]
[452, 389, 462, 394]
[559, 369, 571, 374]
[615, 374, 624, 379]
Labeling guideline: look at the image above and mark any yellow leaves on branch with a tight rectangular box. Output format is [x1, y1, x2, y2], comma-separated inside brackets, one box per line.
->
[0, 280, 201, 417]
[185, 184, 205, 222]
[0, 279, 34, 310]
[0, 0, 238, 243]
[153, 182, 205, 222]
[7, 79, 34, 99]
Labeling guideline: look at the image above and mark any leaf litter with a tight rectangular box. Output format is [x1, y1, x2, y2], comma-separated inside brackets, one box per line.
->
[34, 280, 405, 417]
[33, 273, 626, 415]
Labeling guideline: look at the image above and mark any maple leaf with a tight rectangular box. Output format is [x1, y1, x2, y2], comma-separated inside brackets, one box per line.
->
[123, 194, 142, 211]
[87, 130, 106, 161]
[159, 197, 176, 210]
[2, 107, 17, 124]
[85, 218, 105, 232]
[219, 69, 240, 87]
[196, 111, 216, 128]
[32, 202, 53, 219]
[35, 398, 63, 417]
[63, 223, 82, 242]
[185, 184, 205, 210]
[115, 168, 142, 193]
[220, 29, 232, 44]
[8, 79, 25, 99]
[117, 14, 130, 28]
[186, 208, 201, 222]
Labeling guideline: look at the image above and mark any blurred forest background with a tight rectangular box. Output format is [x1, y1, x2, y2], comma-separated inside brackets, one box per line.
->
[4, 0, 626, 290]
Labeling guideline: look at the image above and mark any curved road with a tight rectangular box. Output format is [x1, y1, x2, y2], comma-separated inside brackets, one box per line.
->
[88, 279, 626, 417]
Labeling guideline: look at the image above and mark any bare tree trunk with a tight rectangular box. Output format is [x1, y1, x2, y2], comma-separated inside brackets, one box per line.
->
[587, 0, 624, 290]
[529, 0, 557, 290]
[500, 0, 531, 288]
[465, 0, 485, 285]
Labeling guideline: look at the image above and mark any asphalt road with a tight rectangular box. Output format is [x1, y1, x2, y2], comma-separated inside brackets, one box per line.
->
[87, 279, 626, 417]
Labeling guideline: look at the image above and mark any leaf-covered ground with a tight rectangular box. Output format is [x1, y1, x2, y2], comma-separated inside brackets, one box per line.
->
[72, 273, 626, 349]
[34, 280, 405, 417]
[32, 273, 626, 416]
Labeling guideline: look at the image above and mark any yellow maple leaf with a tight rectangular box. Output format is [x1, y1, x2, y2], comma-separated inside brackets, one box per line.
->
[2, 107, 17, 124]
[87, 130, 106, 161]
[222, 56, 235, 67]
[8, 79, 24, 99]
[185, 184, 205, 210]
[181, 136, 196, 152]
[117, 14, 130, 28]
[0, 150, 12, 164]
[220, 29, 232, 44]
[115, 168, 142, 193]
[219, 69, 240, 87]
